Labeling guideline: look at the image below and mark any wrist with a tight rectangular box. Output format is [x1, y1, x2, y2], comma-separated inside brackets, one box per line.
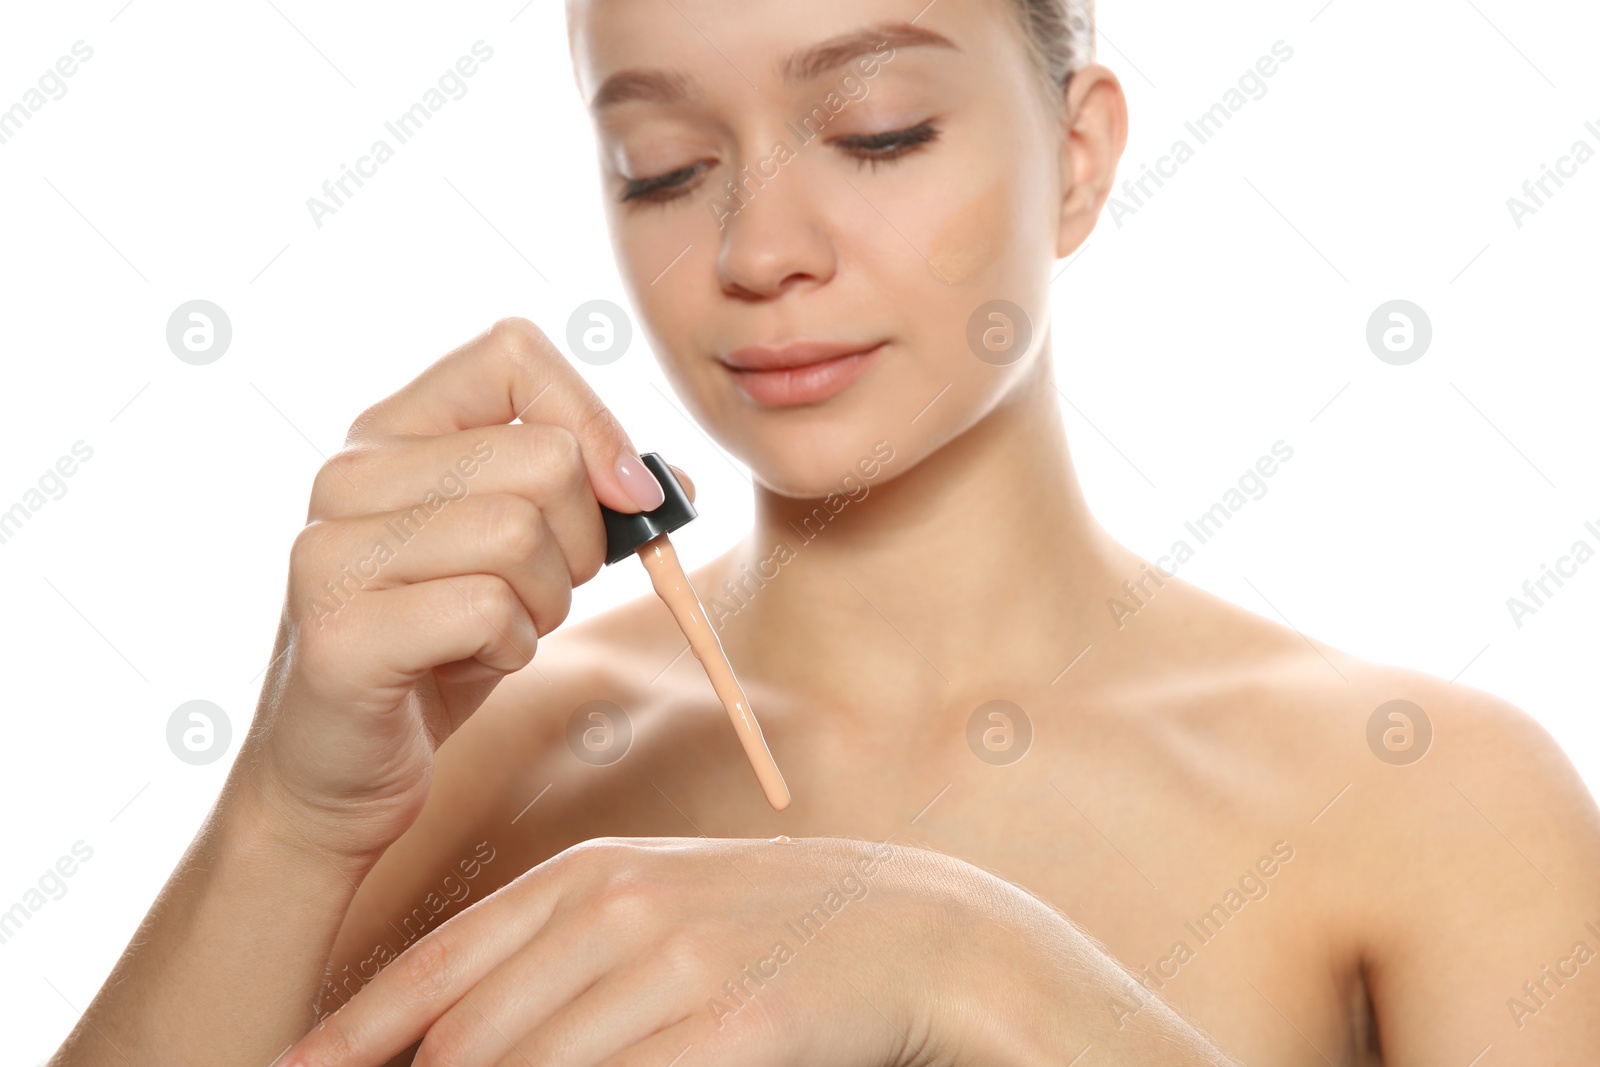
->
[939, 874, 1234, 1067]
[930, 867, 1085, 1066]
[882, 848, 1053, 1065]
[221, 748, 388, 885]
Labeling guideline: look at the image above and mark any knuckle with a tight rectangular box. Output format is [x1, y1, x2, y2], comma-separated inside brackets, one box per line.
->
[588, 865, 652, 930]
[540, 581, 574, 636]
[569, 530, 607, 588]
[457, 573, 523, 633]
[479, 494, 544, 563]
[395, 931, 458, 1002]
[287, 521, 330, 579]
[309, 448, 366, 514]
[345, 401, 386, 443]
[572, 393, 623, 445]
[658, 929, 710, 980]
[537, 424, 585, 479]
[413, 1008, 477, 1067]
[301, 1014, 361, 1067]
[308, 464, 342, 516]
[563, 834, 625, 866]
[465, 579, 535, 666]
[592, 881, 652, 932]
[489, 315, 551, 361]
[483, 580, 527, 634]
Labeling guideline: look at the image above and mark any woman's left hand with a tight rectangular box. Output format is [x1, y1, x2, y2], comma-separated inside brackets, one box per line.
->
[281, 835, 997, 1067]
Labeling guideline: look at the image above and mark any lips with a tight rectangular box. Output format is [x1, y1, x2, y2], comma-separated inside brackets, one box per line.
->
[718, 340, 886, 407]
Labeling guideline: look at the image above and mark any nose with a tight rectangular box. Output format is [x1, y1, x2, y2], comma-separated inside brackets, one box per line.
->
[713, 158, 837, 300]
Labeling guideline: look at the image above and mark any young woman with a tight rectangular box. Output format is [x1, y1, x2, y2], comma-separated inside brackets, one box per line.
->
[53, 0, 1600, 1064]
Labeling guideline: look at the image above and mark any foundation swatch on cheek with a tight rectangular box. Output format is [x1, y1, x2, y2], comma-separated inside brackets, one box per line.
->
[927, 176, 1011, 285]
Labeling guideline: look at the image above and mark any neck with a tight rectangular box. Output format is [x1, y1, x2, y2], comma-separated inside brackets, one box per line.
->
[712, 350, 1133, 709]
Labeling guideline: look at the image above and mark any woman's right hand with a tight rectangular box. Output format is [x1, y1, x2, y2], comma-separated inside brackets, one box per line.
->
[239, 316, 683, 868]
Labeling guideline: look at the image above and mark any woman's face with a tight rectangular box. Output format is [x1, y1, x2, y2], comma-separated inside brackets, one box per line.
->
[570, 0, 1074, 497]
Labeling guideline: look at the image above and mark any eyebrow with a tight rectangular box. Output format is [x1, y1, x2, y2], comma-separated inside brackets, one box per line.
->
[589, 21, 959, 112]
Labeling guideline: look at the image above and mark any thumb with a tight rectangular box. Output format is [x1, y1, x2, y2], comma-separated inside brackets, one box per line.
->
[666, 464, 696, 504]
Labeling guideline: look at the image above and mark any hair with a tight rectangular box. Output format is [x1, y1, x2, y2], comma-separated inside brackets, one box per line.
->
[1009, 0, 1096, 92]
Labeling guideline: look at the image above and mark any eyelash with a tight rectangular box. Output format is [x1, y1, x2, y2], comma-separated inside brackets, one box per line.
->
[618, 120, 941, 206]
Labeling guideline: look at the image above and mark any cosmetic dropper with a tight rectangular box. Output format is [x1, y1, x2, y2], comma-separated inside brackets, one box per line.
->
[599, 453, 791, 811]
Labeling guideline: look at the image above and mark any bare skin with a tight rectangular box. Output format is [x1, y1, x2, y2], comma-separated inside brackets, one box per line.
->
[51, 0, 1600, 1064]
[329, 365, 1600, 1065]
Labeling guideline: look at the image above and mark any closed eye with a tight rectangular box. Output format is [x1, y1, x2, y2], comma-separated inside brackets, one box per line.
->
[616, 120, 941, 206]
[831, 120, 940, 168]
[619, 161, 711, 205]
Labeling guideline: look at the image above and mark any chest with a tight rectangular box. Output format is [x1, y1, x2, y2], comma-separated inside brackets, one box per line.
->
[498, 685, 1374, 1065]
[600, 702, 1375, 1065]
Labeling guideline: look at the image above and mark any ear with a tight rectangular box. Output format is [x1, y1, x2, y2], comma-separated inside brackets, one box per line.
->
[1055, 64, 1129, 258]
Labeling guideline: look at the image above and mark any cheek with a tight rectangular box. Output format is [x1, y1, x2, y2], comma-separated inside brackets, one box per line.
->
[613, 221, 701, 355]
[927, 174, 1012, 286]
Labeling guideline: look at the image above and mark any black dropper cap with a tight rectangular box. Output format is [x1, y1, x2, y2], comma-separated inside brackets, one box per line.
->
[600, 452, 697, 565]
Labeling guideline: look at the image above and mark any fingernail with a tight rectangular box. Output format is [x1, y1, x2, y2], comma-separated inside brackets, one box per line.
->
[615, 453, 665, 511]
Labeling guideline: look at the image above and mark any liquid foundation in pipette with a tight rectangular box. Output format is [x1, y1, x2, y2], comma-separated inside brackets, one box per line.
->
[636, 534, 791, 811]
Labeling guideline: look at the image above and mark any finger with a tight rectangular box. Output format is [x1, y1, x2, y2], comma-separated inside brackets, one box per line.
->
[283, 876, 561, 1067]
[347, 317, 665, 513]
[291, 496, 576, 636]
[481, 957, 694, 1067]
[412, 909, 628, 1066]
[297, 574, 539, 709]
[666, 464, 695, 504]
[590, 1016, 707, 1067]
[308, 424, 607, 583]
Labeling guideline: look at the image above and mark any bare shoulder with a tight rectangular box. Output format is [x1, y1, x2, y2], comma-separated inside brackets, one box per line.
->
[1172, 587, 1598, 885]
[1153, 585, 1600, 1055]
[1130, 577, 1593, 829]
[1296, 657, 1600, 1054]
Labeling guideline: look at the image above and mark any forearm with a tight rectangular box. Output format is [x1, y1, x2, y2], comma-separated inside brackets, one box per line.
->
[49, 762, 373, 1066]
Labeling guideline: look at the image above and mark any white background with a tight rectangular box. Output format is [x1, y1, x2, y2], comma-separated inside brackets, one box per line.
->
[1, 0, 1596, 1060]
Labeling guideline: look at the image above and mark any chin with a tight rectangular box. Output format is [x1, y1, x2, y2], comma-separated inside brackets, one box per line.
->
[716, 389, 911, 501]
[745, 433, 907, 502]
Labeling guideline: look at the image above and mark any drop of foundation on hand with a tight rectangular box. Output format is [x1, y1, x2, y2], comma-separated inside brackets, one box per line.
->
[769, 835, 795, 844]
